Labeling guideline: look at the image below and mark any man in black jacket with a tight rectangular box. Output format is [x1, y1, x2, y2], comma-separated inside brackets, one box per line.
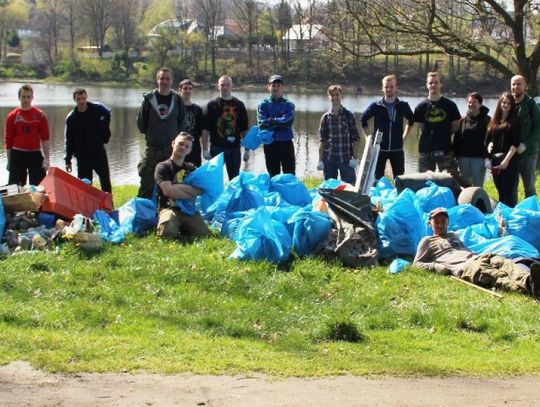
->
[64, 87, 112, 193]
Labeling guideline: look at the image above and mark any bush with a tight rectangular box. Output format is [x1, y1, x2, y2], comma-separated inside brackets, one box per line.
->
[321, 319, 365, 343]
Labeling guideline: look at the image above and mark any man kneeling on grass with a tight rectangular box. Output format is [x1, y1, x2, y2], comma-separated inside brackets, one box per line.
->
[413, 207, 540, 297]
[154, 132, 211, 239]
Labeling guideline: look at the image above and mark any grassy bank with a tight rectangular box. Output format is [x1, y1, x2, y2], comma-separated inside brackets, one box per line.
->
[1, 182, 539, 377]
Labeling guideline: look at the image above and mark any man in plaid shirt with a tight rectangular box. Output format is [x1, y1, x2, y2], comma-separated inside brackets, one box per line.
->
[318, 85, 360, 184]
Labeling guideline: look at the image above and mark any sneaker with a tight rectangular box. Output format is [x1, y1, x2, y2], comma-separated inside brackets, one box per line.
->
[529, 263, 540, 298]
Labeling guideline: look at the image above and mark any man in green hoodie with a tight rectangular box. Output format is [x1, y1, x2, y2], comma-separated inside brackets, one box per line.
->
[511, 75, 540, 198]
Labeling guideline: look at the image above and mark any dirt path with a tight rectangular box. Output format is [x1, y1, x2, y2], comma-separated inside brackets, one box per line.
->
[1, 361, 539, 406]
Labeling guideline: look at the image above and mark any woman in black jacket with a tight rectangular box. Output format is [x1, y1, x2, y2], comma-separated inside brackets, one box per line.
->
[453, 92, 490, 187]
[485, 92, 521, 207]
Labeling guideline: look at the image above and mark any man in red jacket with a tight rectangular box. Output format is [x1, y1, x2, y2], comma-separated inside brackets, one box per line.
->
[4, 84, 50, 186]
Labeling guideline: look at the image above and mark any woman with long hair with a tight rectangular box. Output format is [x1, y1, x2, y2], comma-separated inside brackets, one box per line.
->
[453, 92, 490, 187]
[485, 92, 521, 207]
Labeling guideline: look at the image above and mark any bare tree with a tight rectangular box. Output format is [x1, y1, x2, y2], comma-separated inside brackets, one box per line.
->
[80, 0, 114, 56]
[192, 0, 223, 81]
[63, 0, 79, 57]
[36, 0, 64, 70]
[110, 0, 141, 73]
[231, 0, 260, 74]
[324, 0, 540, 95]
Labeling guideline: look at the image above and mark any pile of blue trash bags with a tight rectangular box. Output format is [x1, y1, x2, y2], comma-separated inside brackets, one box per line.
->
[46, 151, 540, 265]
[372, 177, 540, 261]
[91, 154, 336, 264]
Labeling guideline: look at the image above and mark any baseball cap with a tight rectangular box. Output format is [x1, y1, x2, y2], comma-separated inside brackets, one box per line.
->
[268, 75, 283, 84]
[429, 207, 449, 219]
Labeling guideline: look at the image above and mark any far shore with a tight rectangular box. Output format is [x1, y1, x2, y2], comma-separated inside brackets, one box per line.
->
[0, 76, 511, 99]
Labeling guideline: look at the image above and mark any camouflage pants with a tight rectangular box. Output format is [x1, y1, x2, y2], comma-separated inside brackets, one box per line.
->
[461, 254, 530, 294]
[418, 152, 460, 179]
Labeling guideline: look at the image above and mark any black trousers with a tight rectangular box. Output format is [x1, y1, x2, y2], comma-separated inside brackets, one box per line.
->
[375, 150, 404, 181]
[77, 148, 112, 193]
[263, 140, 295, 178]
[8, 149, 45, 186]
[493, 156, 519, 207]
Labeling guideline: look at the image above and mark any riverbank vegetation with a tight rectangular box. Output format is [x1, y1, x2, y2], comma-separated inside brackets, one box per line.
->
[0, 0, 536, 96]
[1, 180, 540, 377]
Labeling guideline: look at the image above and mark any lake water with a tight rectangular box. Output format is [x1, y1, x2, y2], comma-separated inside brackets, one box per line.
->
[0, 82, 500, 186]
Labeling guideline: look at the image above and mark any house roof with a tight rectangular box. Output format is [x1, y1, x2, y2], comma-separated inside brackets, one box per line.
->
[283, 24, 324, 40]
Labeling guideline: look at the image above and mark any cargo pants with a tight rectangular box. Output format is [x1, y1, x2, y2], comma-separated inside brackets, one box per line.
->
[461, 253, 530, 294]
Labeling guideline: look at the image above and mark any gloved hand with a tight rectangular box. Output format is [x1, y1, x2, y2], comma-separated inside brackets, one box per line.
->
[316, 161, 324, 171]
[487, 142, 493, 154]
[349, 157, 358, 168]
[517, 143, 527, 154]
[243, 149, 251, 162]
[65, 161, 72, 173]
[42, 158, 50, 170]
[202, 149, 211, 160]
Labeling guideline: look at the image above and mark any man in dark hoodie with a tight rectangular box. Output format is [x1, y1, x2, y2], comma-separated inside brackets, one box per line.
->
[64, 87, 112, 193]
[452, 92, 491, 187]
[136, 67, 186, 198]
[361, 75, 414, 180]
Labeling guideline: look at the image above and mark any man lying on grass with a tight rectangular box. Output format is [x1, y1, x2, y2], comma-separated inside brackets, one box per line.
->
[154, 132, 211, 239]
[413, 207, 540, 297]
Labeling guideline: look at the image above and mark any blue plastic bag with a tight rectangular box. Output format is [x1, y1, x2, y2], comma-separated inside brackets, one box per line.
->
[416, 181, 456, 213]
[457, 214, 499, 248]
[181, 153, 225, 212]
[225, 180, 265, 215]
[241, 125, 261, 150]
[221, 210, 251, 240]
[388, 258, 411, 274]
[447, 204, 484, 231]
[505, 207, 540, 249]
[230, 207, 292, 263]
[270, 174, 312, 207]
[118, 198, 157, 235]
[376, 189, 425, 257]
[288, 206, 332, 257]
[370, 177, 394, 196]
[241, 126, 273, 150]
[469, 235, 539, 259]
[93, 210, 125, 244]
[516, 196, 540, 211]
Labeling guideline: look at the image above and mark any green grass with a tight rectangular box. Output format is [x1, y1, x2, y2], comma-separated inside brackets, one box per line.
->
[1, 180, 540, 377]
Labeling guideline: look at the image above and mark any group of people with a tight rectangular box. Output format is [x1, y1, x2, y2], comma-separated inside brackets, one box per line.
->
[3, 84, 112, 193]
[3, 68, 540, 298]
[361, 72, 540, 207]
[6, 70, 538, 208]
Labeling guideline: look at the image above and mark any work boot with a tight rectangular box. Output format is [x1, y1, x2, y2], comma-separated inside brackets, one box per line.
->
[529, 263, 540, 298]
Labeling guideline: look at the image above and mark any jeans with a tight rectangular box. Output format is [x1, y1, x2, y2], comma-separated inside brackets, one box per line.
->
[323, 160, 356, 184]
[518, 154, 538, 197]
[457, 157, 486, 187]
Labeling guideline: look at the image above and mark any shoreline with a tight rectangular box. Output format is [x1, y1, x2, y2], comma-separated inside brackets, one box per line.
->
[0, 77, 511, 99]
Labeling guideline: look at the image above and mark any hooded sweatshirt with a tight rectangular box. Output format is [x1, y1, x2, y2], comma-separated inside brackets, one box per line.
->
[453, 105, 490, 158]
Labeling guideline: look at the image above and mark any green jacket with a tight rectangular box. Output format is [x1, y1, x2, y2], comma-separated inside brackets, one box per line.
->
[517, 94, 540, 157]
